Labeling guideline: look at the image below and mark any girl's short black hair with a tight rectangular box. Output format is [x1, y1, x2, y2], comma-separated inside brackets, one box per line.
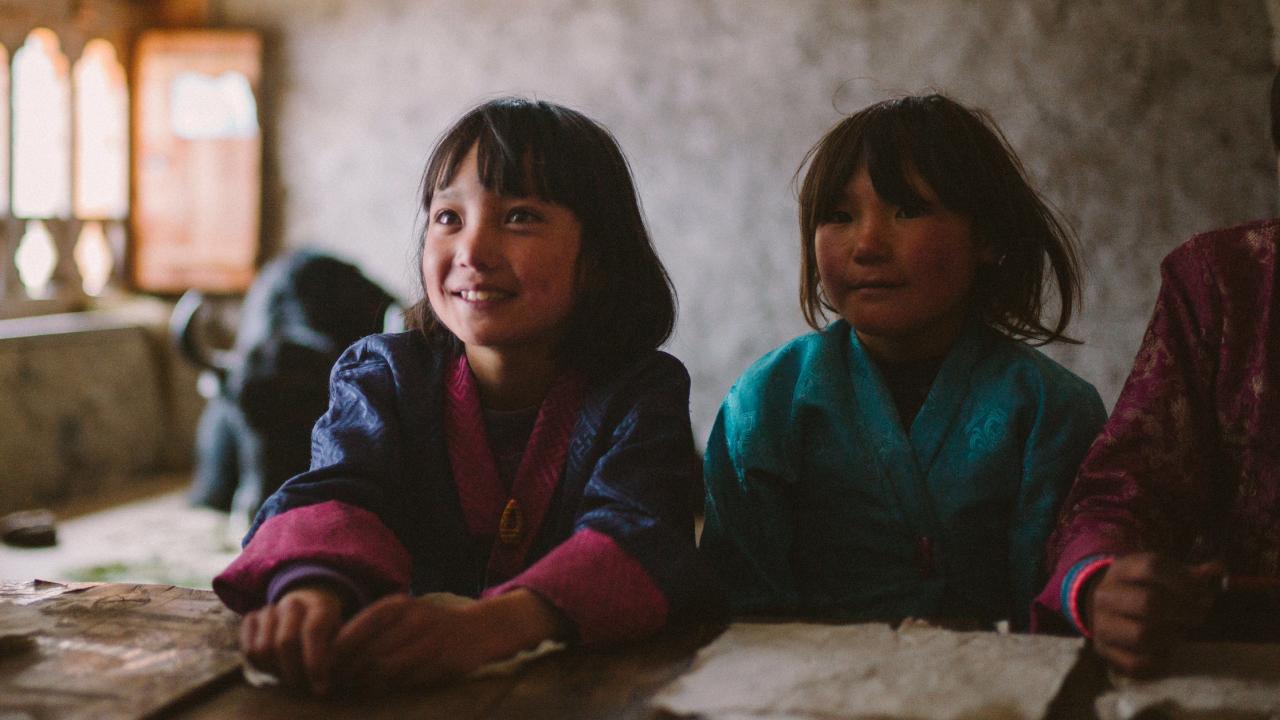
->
[796, 93, 1083, 345]
[408, 97, 677, 375]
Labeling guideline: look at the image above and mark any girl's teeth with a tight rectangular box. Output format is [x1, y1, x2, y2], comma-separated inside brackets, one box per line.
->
[460, 290, 504, 301]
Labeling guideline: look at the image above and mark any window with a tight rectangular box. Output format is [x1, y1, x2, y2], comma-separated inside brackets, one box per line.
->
[73, 39, 129, 296]
[74, 39, 129, 222]
[131, 30, 262, 294]
[2, 28, 129, 315]
[0, 25, 263, 319]
[12, 28, 71, 222]
[0, 42, 8, 219]
[11, 29, 71, 301]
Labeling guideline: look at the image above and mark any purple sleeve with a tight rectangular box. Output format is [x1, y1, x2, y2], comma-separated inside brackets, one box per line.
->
[266, 562, 374, 615]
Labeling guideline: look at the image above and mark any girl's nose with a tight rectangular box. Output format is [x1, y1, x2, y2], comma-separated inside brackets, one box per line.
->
[850, 213, 890, 263]
[456, 219, 502, 270]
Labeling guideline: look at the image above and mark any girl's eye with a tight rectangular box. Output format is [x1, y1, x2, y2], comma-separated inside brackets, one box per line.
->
[434, 208, 461, 225]
[823, 210, 853, 224]
[895, 204, 929, 220]
[506, 207, 543, 224]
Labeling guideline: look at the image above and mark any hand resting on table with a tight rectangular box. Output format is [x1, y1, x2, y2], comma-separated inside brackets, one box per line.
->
[239, 586, 565, 694]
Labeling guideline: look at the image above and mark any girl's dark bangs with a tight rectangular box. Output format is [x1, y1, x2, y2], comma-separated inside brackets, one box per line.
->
[863, 114, 929, 210]
[425, 111, 554, 201]
[809, 124, 862, 220]
[423, 123, 478, 200]
[473, 125, 545, 199]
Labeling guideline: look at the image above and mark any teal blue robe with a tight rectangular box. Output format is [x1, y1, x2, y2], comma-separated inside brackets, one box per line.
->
[701, 320, 1106, 630]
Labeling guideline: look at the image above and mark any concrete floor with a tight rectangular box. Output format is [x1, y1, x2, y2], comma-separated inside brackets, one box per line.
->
[0, 477, 242, 590]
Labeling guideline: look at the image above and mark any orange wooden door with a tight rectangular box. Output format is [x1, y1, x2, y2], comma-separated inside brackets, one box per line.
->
[130, 29, 261, 293]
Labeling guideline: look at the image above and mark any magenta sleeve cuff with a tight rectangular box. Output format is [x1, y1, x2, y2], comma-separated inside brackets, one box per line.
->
[265, 561, 373, 616]
[481, 528, 669, 645]
[213, 500, 412, 614]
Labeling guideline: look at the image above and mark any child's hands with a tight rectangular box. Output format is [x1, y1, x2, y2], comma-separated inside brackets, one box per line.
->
[1085, 552, 1221, 677]
[329, 593, 484, 690]
[240, 584, 346, 694]
[331, 589, 564, 690]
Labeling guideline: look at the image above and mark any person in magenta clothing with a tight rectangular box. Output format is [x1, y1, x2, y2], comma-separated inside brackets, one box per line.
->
[1033, 73, 1280, 675]
[214, 98, 714, 693]
[1032, 218, 1280, 673]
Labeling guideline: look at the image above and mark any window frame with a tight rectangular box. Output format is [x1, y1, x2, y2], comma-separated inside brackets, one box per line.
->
[0, 2, 197, 320]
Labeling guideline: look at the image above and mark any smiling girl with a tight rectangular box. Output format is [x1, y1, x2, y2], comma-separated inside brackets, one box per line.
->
[213, 98, 712, 693]
[700, 94, 1106, 630]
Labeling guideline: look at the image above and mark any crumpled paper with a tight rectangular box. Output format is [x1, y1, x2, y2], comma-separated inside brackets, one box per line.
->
[652, 621, 1083, 720]
[1095, 641, 1280, 720]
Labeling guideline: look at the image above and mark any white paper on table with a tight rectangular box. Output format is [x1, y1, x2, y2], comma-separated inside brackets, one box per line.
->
[651, 621, 1083, 720]
[469, 638, 564, 678]
[1095, 641, 1280, 720]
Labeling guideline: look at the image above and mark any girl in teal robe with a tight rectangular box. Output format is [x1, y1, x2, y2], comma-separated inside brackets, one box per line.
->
[701, 95, 1106, 630]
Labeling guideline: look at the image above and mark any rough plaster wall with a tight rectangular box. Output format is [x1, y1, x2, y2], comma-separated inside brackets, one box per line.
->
[212, 0, 1275, 443]
[0, 310, 203, 515]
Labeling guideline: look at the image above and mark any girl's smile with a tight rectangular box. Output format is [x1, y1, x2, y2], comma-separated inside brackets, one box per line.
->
[423, 145, 582, 364]
[453, 287, 513, 303]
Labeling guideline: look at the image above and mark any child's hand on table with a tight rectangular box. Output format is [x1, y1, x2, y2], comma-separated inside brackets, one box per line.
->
[240, 585, 346, 695]
[1085, 552, 1221, 677]
[331, 589, 565, 690]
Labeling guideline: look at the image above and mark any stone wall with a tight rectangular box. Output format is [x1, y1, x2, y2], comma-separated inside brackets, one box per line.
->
[207, 1, 1277, 440]
[0, 302, 203, 515]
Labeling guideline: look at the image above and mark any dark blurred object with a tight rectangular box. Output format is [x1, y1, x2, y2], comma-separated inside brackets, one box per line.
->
[1196, 575, 1280, 643]
[171, 250, 397, 522]
[1, 509, 57, 548]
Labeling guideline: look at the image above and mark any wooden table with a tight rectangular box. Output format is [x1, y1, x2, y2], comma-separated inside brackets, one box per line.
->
[172, 620, 721, 719]
[0, 581, 723, 720]
[0, 580, 1121, 720]
[0, 580, 241, 720]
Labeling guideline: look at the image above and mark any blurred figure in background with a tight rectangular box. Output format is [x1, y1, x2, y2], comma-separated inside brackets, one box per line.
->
[175, 250, 395, 522]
